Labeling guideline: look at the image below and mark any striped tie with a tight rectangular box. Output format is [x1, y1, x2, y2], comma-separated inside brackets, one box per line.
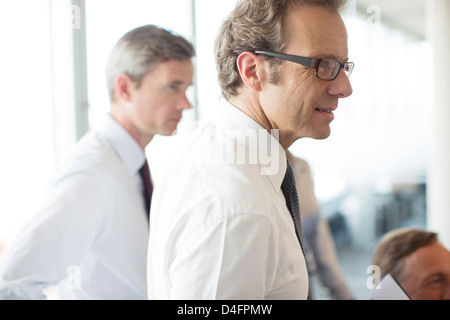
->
[281, 159, 311, 299]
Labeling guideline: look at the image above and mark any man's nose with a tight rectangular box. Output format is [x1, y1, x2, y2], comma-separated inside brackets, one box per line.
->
[328, 69, 353, 98]
[177, 93, 191, 110]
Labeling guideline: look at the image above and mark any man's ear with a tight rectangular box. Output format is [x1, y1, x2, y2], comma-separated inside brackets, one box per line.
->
[236, 51, 266, 93]
[114, 73, 135, 102]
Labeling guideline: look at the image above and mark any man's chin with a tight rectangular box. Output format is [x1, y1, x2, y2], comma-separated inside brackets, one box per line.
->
[303, 129, 331, 140]
[157, 125, 178, 137]
[316, 132, 331, 140]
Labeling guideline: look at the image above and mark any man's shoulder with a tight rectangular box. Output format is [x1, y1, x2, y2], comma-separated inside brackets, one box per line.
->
[173, 124, 280, 198]
[71, 131, 115, 164]
[51, 131, 121, 184]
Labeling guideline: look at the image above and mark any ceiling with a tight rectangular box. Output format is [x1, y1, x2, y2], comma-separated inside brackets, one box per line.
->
[355, 0, 426, 40]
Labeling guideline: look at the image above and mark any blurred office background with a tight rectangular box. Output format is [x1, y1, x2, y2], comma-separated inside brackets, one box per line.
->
[0, 0, 449, 299]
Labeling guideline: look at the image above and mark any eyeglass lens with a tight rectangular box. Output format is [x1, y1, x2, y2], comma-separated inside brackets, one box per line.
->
[318, 60, 353, 80]
[318, 60, 339, 80]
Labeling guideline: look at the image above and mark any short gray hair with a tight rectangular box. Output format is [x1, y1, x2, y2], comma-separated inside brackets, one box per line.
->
[106, 24, 195, 102]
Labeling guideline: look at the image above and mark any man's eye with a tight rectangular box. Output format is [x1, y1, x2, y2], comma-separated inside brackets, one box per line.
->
[167, 84, 181, 92]
[427, 277, 447, 289]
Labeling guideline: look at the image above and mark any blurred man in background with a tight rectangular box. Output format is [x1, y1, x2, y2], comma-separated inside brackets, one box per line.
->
[0, 24, 194, 299]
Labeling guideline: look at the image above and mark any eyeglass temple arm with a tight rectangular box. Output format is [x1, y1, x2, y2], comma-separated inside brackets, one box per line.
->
[254, 51, 317, 68]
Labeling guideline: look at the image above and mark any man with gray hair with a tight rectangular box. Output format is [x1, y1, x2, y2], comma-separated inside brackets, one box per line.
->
[147, 0, 353, 299]
[0, 25, 194, 299]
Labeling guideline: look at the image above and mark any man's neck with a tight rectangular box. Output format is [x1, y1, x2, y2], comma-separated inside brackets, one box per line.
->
[227, 95, 292, 150]
[109, 104, 154, 151]
[228, 95, 272, 133]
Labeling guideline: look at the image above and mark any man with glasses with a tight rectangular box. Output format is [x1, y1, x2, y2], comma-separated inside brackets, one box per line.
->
[147, 0, 353, 299]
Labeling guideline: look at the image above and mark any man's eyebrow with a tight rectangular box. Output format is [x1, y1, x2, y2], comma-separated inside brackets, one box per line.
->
[325, 55, 348, 63]
[168, 80, 194, 87]
[168, 80, 184, 85]
[423, 272, 448, 283]
[168, 80, 190, 85]
[320, 54, 349, 63]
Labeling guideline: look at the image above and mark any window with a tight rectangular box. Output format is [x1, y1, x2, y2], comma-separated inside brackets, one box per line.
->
[0, 1, 55, 243]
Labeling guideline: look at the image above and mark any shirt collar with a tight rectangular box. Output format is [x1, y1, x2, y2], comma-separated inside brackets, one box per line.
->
[97, 114, 146, 175]
[215, 100, 287, 189]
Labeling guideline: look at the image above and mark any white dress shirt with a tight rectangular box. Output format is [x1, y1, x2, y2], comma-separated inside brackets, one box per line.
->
[0, 115, 149, 299]
[147, 102, 309, 300]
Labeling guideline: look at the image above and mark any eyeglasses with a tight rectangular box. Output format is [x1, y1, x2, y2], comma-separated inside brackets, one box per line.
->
[254, 51, 354, 81]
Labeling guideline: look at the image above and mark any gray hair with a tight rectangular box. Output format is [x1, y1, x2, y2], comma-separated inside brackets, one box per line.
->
[106, 24, 195, 102]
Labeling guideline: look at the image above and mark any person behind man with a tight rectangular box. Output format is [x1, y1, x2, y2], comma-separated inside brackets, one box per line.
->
[0, 25, 194, 299]
[286, 151, 353, 299]
[147, 0, 353, 299]
[372, 228, 450, 300]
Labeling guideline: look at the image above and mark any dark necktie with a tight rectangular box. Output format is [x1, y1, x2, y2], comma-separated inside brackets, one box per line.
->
[281, 159, 311, 299]
[139, 159, 153, 219]
[281, 159, 303, 244]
